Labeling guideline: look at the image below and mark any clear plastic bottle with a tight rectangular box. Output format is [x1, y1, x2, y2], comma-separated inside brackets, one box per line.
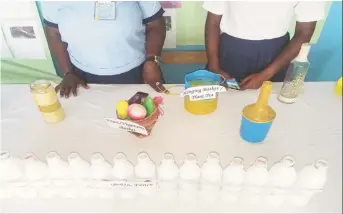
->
[0, 151, 24, 199]
[135, 152, 156, 196]
[266, 156, 297, 206]
[46, 152, 69, 182]
[135, 152, 156, 179]
[244, 157, 269, 204]
[113, 152, 134, 180]
[200, 152, 222, 191]
[200, 152, 222, 202]
[46, 152, 72, 197]
[158, 153, 179, 188]
[90, 153, 112, 181]
[278, 43, 311, 104]
[296, 159, 328, 190]
[179, 153, 201, 200]
[157, 153, 179, 199]
[68, 152, 91, 186]
[288, 159, 328, 206]
[23, 153, 49, 189]
[0, 151, 23, 182]
[90, 153, 113, 199]
[269, 156, 297, 188]
[112, 152, 135, 199]
[221, 157, 245, 202]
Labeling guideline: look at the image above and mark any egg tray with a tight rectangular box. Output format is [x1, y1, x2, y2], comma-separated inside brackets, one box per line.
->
[116, 104, 161, 138]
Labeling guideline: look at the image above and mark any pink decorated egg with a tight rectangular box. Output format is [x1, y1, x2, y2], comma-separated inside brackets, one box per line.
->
[128, 104, 147, 120]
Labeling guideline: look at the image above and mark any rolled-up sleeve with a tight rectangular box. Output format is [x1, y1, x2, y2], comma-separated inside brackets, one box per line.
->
[295, 1, 327, 22]
[41, 2, 60, 28]
[203, 1, 225, 15]
[138, 1, 164, 25]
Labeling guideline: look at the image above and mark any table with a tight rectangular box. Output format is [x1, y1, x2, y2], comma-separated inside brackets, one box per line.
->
[0, 83, 342, 213]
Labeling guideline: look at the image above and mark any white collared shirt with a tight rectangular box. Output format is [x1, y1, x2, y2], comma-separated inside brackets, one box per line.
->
[203, 1, 326, 40]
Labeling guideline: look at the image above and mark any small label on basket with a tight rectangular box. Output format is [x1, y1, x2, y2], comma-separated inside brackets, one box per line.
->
[105, 117, 148, 136]
[180, 85, 226, 101]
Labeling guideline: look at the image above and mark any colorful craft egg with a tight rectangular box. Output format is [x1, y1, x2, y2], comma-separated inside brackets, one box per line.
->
[116, 100, 129, 119]
[143, 97, 156, 116]
[128, 104, 147, 120]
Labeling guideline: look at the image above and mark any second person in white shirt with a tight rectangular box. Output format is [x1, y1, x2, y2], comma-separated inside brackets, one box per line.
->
[203, 1, 326, 89]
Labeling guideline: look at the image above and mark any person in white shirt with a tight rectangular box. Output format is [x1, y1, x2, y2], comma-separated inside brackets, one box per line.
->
[203, 1, 326, 89]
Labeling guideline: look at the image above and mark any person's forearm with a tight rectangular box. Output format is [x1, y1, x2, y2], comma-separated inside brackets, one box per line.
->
[263, 22, 317, 78]
[205, 12, 222, 72]
[145, 18, 166, 57]
[45, 26, 72, 75]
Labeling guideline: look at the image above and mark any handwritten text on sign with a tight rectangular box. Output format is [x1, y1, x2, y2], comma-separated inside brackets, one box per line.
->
[180, 85, 226, 101]
[105, 118, 148, 136]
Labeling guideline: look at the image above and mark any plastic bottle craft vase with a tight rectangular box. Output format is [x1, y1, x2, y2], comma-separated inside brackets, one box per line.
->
[240, 81, 276, 143]
[30, 80, 65, 123]
[184, 70, 222, 115]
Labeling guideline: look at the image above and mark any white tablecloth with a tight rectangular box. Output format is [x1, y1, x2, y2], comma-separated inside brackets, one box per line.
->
[0, 83, 342, 213]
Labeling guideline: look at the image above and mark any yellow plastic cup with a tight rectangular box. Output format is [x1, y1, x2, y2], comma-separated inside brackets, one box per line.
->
[334, 77, 342, 96]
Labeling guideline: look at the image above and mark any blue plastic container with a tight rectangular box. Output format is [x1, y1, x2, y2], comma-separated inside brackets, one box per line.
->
[239, 81, 276, 143]
[184, 70, 221, 89]
[240, 116, 274, 143]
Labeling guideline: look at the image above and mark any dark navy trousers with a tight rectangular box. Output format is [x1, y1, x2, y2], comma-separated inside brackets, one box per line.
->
[71, 63, 166, 84]
[219, 33, 290, 82]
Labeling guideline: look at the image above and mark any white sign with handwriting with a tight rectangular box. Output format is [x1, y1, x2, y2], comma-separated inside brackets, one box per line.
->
[180, 85, 226, 101]
[93, 179, 157, 189]
[105, 117, 148, 136]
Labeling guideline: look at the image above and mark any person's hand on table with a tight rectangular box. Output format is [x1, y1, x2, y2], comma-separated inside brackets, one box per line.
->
[239, 72, 271, 90]
[142, 61, 168, 93]
[55, 72, 89, 98]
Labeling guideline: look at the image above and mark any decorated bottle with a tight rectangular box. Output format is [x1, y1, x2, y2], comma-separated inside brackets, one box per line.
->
[278, 43, 311, 104]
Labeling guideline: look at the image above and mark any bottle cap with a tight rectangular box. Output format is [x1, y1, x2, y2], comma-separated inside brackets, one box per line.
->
[254, 156, 268, 168]
[184, 153, 197, 164]
[281, 156, 295, 167]
[315, 159, 328, 170]
[230, 157, 244, 167]
[0, 150, 10, 161]
[46, 151, 61, 163]
[162, 153, 175, 163]
[207, 152, 220, 162]
[91, 153, 105, 164]
[114, 152, 127, 162]
[138, 152, 150, 162]
[68, 152, 82, 163]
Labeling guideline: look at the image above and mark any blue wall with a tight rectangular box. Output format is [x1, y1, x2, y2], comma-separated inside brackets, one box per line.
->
[307, 1, 342, 81]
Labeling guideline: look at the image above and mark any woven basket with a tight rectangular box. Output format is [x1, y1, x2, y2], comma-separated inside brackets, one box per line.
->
[116, 104, 161, 138]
